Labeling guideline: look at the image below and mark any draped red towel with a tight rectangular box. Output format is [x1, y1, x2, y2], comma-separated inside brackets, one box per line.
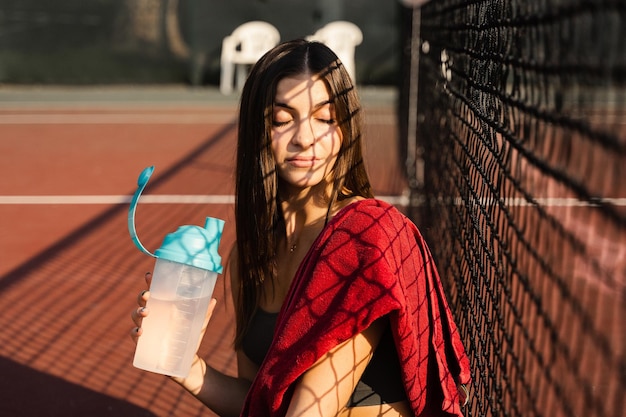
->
[241, 199, 471, 416]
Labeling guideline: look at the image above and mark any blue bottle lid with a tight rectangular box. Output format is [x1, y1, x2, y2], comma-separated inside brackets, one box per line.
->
[155, 218, 224, 273]
[128, 166, 224, 273]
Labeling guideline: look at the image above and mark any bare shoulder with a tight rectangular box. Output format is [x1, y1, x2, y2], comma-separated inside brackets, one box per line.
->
[331, 195, 365, 218]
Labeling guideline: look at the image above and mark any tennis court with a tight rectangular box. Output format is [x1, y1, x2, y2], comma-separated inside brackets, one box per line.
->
[0, 86, 403, 416]
[2, 3, 624, 415]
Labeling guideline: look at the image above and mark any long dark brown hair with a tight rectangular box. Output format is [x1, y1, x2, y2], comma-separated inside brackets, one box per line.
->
[234, 39, 373, 348]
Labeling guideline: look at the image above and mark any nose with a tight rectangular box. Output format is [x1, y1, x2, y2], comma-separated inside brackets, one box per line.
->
[292, 119, 316, 148]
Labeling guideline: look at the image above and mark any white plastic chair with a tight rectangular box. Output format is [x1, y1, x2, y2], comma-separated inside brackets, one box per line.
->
[307, 21, 363, 83]
[220, 21, 280, 95]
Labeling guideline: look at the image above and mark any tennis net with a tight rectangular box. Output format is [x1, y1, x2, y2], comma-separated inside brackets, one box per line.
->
[401, 1, 625, 416]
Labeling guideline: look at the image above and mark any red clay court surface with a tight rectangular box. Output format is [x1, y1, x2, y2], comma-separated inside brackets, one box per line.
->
[0, 86, 404, 417]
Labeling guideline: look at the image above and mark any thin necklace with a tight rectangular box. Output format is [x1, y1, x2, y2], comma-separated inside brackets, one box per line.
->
[287, 207, 331, 254]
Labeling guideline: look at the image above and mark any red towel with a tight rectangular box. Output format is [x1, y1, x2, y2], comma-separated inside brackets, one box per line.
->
[241, 199, 471, 416]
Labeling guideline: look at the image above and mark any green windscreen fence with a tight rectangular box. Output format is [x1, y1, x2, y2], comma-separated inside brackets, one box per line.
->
[403, 1, 625, 416]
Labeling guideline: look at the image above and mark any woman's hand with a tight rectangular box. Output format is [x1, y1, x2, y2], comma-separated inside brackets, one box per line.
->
[129, 272, 217, 348]
[130, 272, 153, 342]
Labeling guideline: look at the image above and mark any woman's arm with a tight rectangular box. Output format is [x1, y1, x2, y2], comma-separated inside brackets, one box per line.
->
[172, 355, 252, 417]
[285, 318, 386, 417]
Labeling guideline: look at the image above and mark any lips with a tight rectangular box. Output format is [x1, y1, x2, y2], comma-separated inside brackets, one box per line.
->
[286, 156, 318, 168]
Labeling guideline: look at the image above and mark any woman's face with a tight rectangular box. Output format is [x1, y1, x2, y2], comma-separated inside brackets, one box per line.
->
[271, 73, 342, 192]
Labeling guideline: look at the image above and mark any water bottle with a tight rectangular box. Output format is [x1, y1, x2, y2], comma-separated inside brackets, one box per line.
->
[128, 166, 224, 378]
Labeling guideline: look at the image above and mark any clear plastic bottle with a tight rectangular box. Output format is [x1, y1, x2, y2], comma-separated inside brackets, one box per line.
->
[128, 166, 224, 377]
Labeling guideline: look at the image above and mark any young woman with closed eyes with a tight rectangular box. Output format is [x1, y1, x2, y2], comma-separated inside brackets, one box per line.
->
[131, 39, 470, 417]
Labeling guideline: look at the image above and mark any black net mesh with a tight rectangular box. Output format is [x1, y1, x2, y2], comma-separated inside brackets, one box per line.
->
[403, 1, 625, 416]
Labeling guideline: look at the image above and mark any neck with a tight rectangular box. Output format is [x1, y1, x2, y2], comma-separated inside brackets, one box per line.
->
[279, 184, 334, 251]
[282, 197, 330, 239]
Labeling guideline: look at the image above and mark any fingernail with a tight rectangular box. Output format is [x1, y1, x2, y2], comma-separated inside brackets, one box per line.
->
[140, 307, 146, 314]
[140, 290, 147, 297]
[145, 272, 151, 277]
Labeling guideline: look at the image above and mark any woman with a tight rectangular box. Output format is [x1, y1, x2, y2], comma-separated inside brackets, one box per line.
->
[132, 39, 470, 417]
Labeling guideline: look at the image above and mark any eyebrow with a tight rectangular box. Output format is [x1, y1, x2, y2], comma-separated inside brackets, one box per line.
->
[274, 100, 333, 111]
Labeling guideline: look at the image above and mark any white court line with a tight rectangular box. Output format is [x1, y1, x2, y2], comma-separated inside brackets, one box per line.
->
[0, 113, 236, 124]
[12, 112, 610, 126]
[0, 112, 395, 125]
[0, 194, 410, 206]
[1, 195, 624, 207]
[502, 197, 626, 207]
[0, 195, 234, 204]
[419, 196, 626, 207]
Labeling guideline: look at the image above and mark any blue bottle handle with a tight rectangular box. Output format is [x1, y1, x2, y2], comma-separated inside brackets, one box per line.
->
[128, 166, 156, 258]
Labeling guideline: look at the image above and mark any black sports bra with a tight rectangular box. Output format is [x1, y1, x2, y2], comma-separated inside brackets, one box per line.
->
[242, 309, 407, 406]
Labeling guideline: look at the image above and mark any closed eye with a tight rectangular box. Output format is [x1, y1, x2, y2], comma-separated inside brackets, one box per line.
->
[272, 120, 291, 127]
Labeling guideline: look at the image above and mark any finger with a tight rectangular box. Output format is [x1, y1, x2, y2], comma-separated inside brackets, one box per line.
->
[131, 306, 148, 327]
[205, 298, 217, 325]
[129, 326, 142, 344]
[195, 298, 217, 351]
[137, 289, 150, 307]
[144, 271, 152, 286]
[458, 383, 470, 407]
